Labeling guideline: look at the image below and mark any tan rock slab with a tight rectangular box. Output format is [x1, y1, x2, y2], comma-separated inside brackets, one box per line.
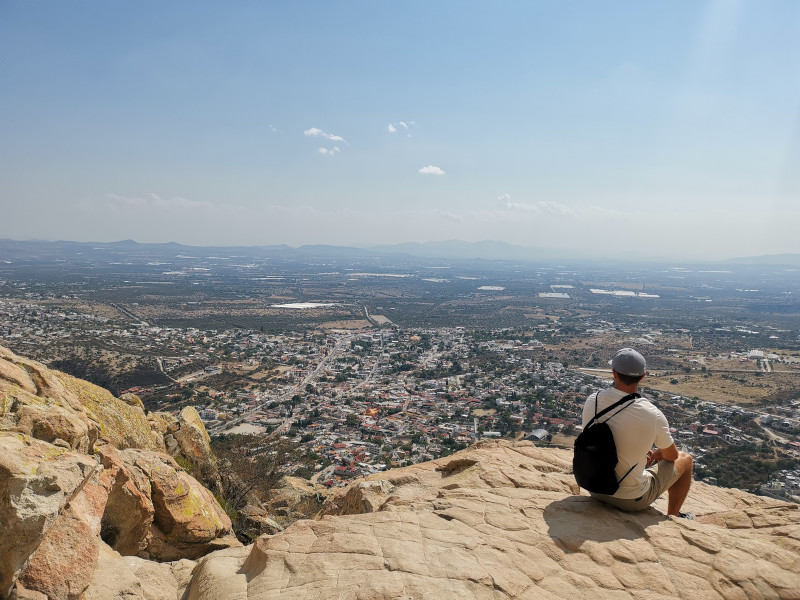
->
[206, 441, 800, 599]
[0, 432, 97, 598]
[18, 479, 107, 600]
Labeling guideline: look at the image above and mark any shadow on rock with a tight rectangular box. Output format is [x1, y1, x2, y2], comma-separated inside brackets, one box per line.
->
[544, 496, 665, 551]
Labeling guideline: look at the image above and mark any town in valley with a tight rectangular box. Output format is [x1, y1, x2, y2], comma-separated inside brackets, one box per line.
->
[1, 239, 798, 502]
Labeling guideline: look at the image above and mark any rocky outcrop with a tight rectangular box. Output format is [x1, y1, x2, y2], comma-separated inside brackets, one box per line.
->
[181, 440, 800, 599]
[264, 475, 328, 520]
[79, 544, 196, 600]
[237, 502, 285, 540]
[95, 443, 154, 557]
[0, 346, 215, 477]
[9, 433, 800, 599]
[0, 347, 238, 599]
[95, 443, 237, 561]
[127, 448, 236, 561]
[0, 346, 165, 454]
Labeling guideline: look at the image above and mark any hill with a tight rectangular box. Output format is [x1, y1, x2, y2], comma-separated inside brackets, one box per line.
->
[1, 346, 799, 599]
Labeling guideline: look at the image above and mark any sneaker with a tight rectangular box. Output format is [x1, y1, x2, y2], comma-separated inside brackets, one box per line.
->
[678, 512, 695, 520]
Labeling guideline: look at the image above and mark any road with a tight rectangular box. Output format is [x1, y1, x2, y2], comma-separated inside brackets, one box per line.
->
[351, 357, 381, 391]
[362, 304, 393, 327]
[155, 357, 178, 383]
[362, 305, 379, 327]
[755, 416, 793, 447]
[175, 368, 221, 384]
[109, 302, 149, 326]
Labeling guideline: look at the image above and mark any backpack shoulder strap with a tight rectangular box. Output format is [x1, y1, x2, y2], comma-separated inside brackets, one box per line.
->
[586, 392, 640, 428]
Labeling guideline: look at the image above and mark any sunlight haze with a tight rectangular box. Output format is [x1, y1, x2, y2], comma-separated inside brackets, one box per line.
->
[1, 1, 799, 260]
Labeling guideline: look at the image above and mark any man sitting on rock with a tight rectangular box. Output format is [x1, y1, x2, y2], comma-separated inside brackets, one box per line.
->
[581, 348, 694, 517]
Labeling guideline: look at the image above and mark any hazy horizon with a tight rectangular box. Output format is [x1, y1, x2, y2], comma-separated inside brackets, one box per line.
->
[2, 2, 799, 260]
[3, 235, 799, 265]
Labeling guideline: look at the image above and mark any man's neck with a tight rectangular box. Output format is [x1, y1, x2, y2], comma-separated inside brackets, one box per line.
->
[614, 382, 639, 395]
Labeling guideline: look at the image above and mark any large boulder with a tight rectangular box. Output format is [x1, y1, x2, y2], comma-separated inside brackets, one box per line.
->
[0, 348, 97, 453]
[95, 444, 155, 556]
[95, 443, 238, 561]
[128, 448, 237, 561]
[7, 439, 239, 600]
[184, 546, 250, 600]
[53, 371, 165, 453]
[173, 406, 221, 491]
[17, 477, 107, 600]
[0, 346, 164, 454]
[0, 433, 97, 598]
[318, 478, 395, 516]
[237, 501, 285, 541]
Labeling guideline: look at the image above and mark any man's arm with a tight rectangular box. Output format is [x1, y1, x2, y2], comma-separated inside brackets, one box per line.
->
[647, 443, 678, 466]
[648, 443, 694, 516]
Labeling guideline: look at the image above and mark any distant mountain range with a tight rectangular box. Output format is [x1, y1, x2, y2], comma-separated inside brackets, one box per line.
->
[725, 253, 800, 266]
[1, 238, 798, 266]
[0, 238, 574, 263]
[364, 240, 581, 261]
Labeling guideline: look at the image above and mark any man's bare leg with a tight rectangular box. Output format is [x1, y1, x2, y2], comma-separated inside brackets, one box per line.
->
[667, 451, 693, 516]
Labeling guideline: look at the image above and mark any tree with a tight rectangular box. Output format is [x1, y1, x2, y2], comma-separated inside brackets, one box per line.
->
[211, 435, 306, 542]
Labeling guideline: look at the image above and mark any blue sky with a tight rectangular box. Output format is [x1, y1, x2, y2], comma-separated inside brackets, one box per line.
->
[1, 1, 799, 259]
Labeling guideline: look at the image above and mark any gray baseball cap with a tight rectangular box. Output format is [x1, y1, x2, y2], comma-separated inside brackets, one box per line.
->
[609, 348, 646, 376]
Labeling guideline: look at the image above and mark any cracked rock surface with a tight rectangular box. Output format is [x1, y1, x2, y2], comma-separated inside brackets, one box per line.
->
[183, 440, 800, 599]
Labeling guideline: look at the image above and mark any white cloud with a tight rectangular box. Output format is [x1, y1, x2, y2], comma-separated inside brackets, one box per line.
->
[400, 208, 461, 222]
[388, 121, 410, 133]
[105, 193, 214, 211]
[388, 121, 414, 138]
[304, 127, 345, 142]
[419, 165, 445, 176]
[498, 197, 575, 215]
[305, 127, 346, 155]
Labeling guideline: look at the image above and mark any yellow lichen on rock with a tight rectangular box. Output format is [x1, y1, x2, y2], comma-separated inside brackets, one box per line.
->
[0, 344, 241, 599]
[53, 372, 164, 452]
[0, 346, 168, 454]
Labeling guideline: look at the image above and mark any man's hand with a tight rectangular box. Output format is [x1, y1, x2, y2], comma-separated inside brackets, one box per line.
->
[647, 444, 679, 466]
[646, 449, 663, 467]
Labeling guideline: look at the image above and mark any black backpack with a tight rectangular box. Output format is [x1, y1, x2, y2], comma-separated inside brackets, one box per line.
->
[573, 391, 640, 495]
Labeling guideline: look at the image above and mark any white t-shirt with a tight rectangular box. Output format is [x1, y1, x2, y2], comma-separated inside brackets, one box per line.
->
[581, 388, 674, 499]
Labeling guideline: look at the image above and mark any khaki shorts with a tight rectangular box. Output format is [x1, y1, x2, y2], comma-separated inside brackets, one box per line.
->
[589, 460, 682, 512]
